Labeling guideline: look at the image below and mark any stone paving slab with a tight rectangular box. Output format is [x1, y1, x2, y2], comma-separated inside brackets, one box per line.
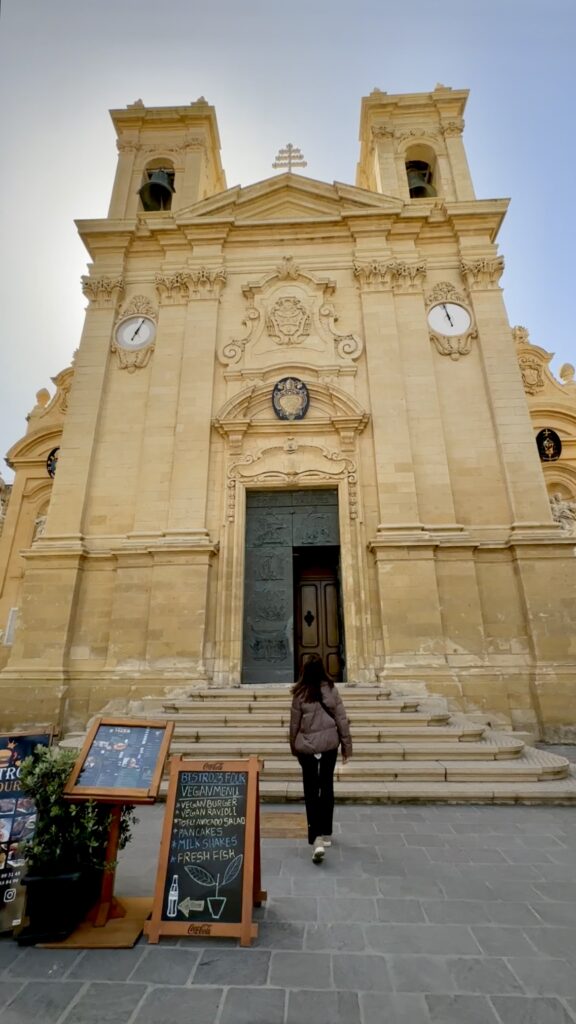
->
[2, 799, 576, 1022]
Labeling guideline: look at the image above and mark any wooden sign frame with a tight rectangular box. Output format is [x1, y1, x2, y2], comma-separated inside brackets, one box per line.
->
[64, 717, 174, 804]
[145, 756, 266, 947]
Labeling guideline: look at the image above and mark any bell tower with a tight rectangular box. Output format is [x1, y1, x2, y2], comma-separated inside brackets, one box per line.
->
[107, 98, 226, 220]
[356, 84, 475, 202]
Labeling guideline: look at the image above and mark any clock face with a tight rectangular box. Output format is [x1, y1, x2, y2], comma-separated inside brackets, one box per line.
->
[427, 302, 471, 337]
[115, 316, 156, 350]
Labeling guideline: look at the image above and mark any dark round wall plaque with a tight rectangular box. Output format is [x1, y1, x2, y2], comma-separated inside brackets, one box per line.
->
[46, 447, 60, 478]
[272, 377, 309, 421]
[536, 428, 562, 462]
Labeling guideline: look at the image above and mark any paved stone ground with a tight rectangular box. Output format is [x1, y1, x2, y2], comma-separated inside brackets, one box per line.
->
[2, 789, 576, 1023]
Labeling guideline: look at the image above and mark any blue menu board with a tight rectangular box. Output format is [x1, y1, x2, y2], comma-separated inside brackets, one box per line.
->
[66, 719, 173, 802]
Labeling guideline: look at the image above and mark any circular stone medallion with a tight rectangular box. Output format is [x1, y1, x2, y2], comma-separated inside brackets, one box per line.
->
[272, 378, 309, 421]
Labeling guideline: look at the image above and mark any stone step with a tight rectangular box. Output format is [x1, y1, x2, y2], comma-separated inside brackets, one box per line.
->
[158, 686, 392, 709]
[121, 685, 576, 804]
[259, 749, 569, 783]
[167, 714, 452, 741]
[157, 701, 421, 723]
[169, 723, 486, 743]
[167, 739, 523, 761]
[258, 776, 576, 804]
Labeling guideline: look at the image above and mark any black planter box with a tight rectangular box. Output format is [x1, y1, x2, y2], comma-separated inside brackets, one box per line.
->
[16, 870, 100, 946]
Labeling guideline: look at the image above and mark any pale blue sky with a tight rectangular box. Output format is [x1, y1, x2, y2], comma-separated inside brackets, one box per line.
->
[1, 0, 575, 479]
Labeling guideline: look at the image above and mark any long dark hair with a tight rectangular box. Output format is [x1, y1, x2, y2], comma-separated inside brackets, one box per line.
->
[291, 654, 334, 702]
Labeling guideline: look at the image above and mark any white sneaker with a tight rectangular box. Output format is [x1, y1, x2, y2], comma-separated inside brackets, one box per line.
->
[312, 837, 325, 863]
[321, 836, 332, 847]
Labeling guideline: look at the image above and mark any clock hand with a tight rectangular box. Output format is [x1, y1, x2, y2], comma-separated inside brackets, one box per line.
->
[441, 304, 454, 327]
[130, 319, 146, 341]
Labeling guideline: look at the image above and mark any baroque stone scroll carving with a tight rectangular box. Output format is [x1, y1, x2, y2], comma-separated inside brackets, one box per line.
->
[120, 294, 157, 318]
[427, 281, 467, 306]
[226, 439, 359, 521]
[220, 257, 361, 366]
[111, 344, 155, 373]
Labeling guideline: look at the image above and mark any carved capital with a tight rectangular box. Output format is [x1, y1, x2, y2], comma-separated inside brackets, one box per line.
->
[354, 259, 426, 292]
[441, 118, 465, 137]
[188, 266, 227, 299]
[82, 275, 125, 308]
[155, 267, 227, 302]
[460, 257, 504, 289]
[182, 134, 206, 149]
[371, 124, 395, 141]
[155, 271, 192, 304]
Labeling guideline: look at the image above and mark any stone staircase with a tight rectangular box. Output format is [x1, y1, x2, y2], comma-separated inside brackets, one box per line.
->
[130, 686, 576, 803]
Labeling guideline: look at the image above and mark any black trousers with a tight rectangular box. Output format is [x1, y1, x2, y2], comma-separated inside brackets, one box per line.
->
[297, 749, 338, 845]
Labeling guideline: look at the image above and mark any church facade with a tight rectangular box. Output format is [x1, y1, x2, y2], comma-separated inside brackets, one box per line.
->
[1, 87, 575, 739]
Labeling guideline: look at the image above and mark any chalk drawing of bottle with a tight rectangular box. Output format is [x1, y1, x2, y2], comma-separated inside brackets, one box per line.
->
[167, 875, 179, 918]
[185, 854, 243, 919]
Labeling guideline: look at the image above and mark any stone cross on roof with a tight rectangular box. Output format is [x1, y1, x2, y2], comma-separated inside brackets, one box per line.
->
[272, 143, 307, 173]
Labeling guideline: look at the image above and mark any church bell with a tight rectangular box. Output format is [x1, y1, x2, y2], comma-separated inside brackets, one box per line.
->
[138, 169, 175, 211]
[406, 161, 436, 198]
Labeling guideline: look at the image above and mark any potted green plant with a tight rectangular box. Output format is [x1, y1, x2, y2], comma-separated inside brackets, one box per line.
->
[15, 745, 135, 945]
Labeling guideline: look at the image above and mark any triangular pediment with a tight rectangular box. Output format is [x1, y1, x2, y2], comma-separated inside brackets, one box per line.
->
[176, 173, 404, 225]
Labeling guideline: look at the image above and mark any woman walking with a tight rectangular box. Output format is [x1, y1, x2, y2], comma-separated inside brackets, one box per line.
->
[289, 654, 352, 864]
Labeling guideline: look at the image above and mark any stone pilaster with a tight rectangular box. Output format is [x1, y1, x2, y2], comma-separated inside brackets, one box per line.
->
[462, 259, 557, 535]
[108, 141, 138, 219]
[353, 260, 424, 537]
[394, 287, 460, 531]
[1, 273, 125, 689]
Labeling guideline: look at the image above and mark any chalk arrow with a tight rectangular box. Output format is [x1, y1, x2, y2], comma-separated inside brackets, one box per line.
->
[178, 897, 204, 917]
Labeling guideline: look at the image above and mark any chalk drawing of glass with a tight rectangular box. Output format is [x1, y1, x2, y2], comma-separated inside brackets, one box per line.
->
[185, 854, 244, 919]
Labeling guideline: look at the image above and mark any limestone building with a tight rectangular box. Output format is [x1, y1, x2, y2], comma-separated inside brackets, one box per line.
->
[1, 87, 575, 740]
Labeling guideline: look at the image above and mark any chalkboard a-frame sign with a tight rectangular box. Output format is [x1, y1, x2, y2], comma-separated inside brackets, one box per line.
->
[64, 718, 174, 804]
[146, 756, 266, 947]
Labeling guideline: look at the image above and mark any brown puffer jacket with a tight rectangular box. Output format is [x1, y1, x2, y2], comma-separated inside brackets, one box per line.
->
[289, 682, 352, 758]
